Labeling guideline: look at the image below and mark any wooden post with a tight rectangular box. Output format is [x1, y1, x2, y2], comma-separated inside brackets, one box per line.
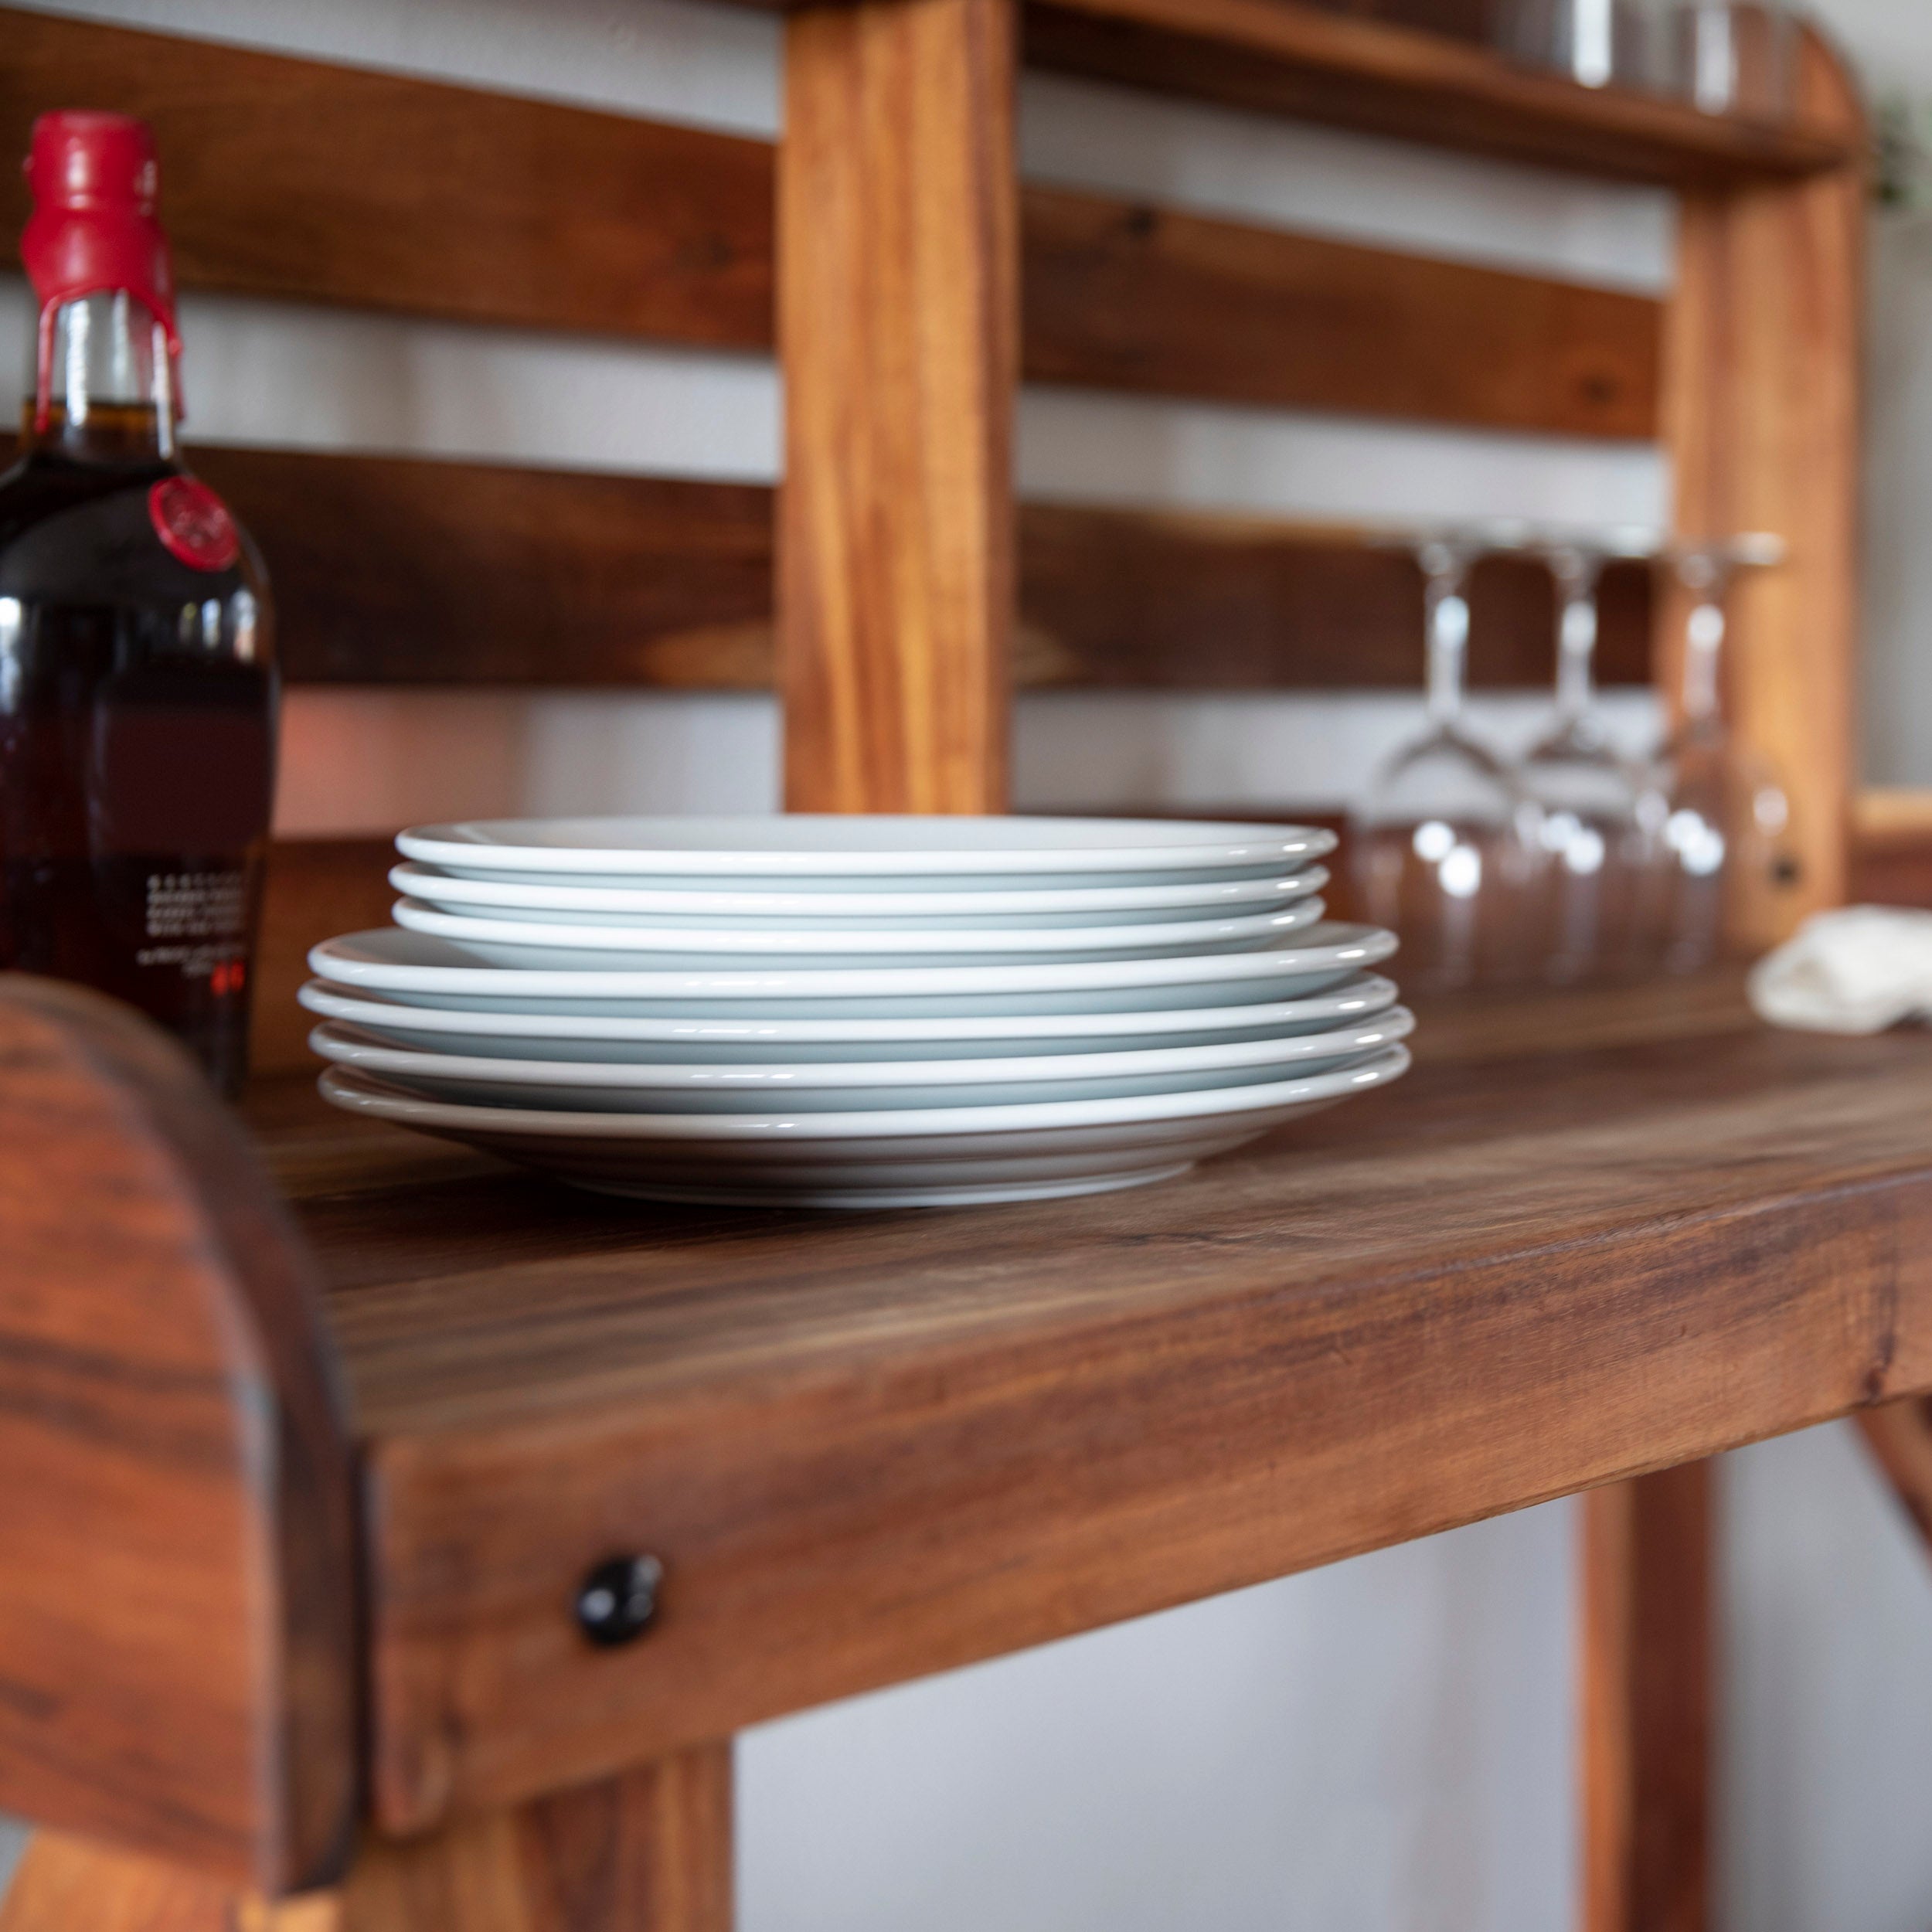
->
[1658, 24, 1866, 947]
[777, 0, 1019, 813]
[1578, 1464, 1712, 1932]
[0, 977, 359, 1895]
[0, 1744, 735, 1932]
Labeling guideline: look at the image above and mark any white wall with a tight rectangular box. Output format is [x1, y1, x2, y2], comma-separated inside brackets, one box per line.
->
[2, 4, 1931, 1928]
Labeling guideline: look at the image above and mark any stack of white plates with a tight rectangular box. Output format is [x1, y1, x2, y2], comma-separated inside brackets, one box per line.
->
[304, 817, 1410, 1209]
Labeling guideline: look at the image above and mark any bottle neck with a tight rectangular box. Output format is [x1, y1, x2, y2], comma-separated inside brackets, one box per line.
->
[24, 290, 176, 464]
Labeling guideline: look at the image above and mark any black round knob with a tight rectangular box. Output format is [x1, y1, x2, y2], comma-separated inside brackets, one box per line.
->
[576, 1555, 664, 1648]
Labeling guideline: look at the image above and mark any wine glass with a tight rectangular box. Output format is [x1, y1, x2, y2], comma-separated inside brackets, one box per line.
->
[1662, 2, 1794, 117]
[1634, 534, 1792, 972]
[1515, 531, 1658, 983]
[1496, 0, 1661, 90]
[1351, 531, 1543, 992]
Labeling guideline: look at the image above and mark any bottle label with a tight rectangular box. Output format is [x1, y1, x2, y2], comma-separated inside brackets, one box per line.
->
[135, 867, 249, 992]
[149, 476, 240, 571]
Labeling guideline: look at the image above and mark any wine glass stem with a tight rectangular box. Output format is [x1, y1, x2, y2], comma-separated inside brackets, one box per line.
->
[1683, 600, 1724, 721]
[1424, 570, 1471, 727]
[1551, 552, 1604, 728]
[1557, 595, 1598, 724]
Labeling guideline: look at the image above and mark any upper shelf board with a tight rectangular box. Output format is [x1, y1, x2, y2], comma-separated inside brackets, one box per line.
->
[733, 0, 1861, 188]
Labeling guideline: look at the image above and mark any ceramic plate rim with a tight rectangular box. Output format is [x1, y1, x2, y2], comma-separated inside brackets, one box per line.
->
[395, 815, 1337, 879]
[387, 860, 1331, 919]
[318, 1041, 1409, 1138]
[388, 896, 1325, 957]
[308, 922, 1396, 1000]
[295, 971, 1402, 1043]
[308, 1008, 1415, 1091]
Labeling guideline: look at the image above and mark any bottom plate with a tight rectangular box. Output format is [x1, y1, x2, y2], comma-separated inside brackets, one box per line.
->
[318, 1044, 1409, 1208]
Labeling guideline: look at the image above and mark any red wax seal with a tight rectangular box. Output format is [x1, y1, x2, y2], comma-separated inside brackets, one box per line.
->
[21, 112, 182, 427]
[149, 477, 240, 572]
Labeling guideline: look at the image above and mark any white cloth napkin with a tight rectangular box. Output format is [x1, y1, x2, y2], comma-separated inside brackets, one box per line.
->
[1748, 906, 1932, 1034]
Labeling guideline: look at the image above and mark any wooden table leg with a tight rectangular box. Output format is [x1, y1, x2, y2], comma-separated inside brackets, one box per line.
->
[1855, 1395, 1932, 1548]
[1578, 1464, 1711, 1932]
[1, 1744, 734, 1932]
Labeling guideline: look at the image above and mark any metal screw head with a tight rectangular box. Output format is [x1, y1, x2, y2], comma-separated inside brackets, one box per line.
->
[576, 1555, 664, 1647]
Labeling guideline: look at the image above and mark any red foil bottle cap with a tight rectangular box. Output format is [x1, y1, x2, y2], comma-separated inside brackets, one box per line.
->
[20, 111, 182, 428]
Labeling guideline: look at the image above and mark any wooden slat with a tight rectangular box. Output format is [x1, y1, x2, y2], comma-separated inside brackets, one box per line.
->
[1016, 0, 1855, 187]
[0, 7, 1661, 439]
[0, 978, 359, 1891]
[1580, 1467, 1712, 1932]
[1660, 26, 1866, 948]
[1849, 790, 1932, 910]
[1022, 185, 1659, 438]
[0, 6, 774, 348]
[242, 1000, 1932, 1831]
[253, 838, 401, 1078]
[1017, 505, 1654, 689]
[777, 0, 1019, 811]
[75, 444, 1649, 692]
[194, 448, 777, 689]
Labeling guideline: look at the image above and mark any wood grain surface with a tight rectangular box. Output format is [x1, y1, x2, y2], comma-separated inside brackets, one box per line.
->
[0, 978, 359, 1891]
[1, 1747, 732, 1931]
[1022, 183, 1659, 437]
[778, 0, 1019, 811]
[1579, 1467, 1711, 1932]
[1019, 0, 1856, 185]
[1660, 26, 1866, 947]
[253, 839, 402, 1077]
[16, 440, 1640, 694]
[0, 5, 774, 347]
[0, 7, 1665, 439]
[234, 982, 1932, 1833]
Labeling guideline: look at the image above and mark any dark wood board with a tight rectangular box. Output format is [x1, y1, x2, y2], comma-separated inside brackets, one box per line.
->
[0, 5, 774, 349]
[240, 984, 1932, 1832]
[0, 6, 1661, 439]
[1022, 184, 1658, 439]
[20, 443, 1641, 693]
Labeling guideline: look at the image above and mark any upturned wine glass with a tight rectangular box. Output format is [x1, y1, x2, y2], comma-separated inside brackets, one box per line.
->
[1515, 532, 1658, 982]
[1496, 0, 1661, 89]
[1351, 532, 1543, 992]
[1634, 534, 1793, 972]
[1662, 2, 1794, 117]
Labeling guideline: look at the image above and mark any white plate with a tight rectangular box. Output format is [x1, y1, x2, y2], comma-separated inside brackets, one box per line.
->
[388, 859, 1328, 929]
[297, 971, 1401, 1062]
[389, 895, 1325, 968]
[395, 815, 1335, 887]
[318, 1043, 1410, 1207]
[308, 923, 1399, 1017]
[308, 1008, 1413, 1111]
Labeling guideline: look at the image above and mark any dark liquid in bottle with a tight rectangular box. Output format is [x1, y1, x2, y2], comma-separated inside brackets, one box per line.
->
[0, 405, 274, 1094]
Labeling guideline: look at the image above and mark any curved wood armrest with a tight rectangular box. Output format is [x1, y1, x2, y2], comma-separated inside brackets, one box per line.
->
[0, 975, 359, 1893]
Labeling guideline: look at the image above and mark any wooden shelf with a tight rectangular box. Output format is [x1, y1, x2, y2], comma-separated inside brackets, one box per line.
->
[1020, 0, 1857, 186]
[241, 972, 1932, 1836]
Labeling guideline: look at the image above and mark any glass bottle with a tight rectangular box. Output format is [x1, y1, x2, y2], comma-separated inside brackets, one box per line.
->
[0, 113, 275, 1095]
